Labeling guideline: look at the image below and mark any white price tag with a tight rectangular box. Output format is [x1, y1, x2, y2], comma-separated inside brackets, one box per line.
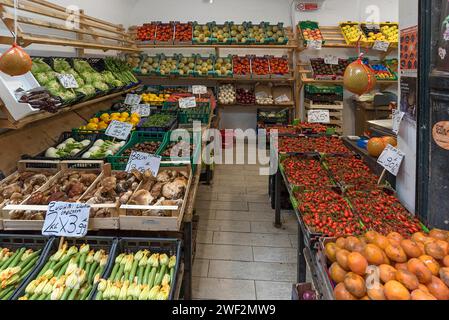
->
[57, 74, 78, 89]
[308, 109, 330, 124]
[131, 104, 151, 117]
[324, 55, 339, 65]
[179, 96, 197, 109]
[377, 144, 405, 176]
[392, 110, 405, 134]
[192, 85, 207, 95]
[274, 94, 290, 103]
[373, 40, 390, 52]
[42, 202, 90, 237]
[307, 40, 322, 50]
[105, 120, 133, 140]
[124, 94, 142, 106]
[125, 151, 161, 176]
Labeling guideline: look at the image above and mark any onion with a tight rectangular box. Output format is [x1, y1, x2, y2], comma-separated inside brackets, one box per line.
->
[0, 43, 32, 76]
[302, 290, 317, 300]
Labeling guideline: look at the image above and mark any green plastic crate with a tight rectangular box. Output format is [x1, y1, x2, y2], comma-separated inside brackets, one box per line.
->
[106, 131, 167, 170]
[159, 131, 202, 171]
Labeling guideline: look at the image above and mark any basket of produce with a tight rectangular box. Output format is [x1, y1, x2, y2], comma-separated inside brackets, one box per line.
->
[137, 113, 178, 132]
[107, 131, 167, 171]
[12, 236, 118, 300]
[193, 54, 216, 77]
[310, 58, 335, 80]
[79, 135, 127, 160]
[104, 57, 140, 88]
[0, 160, 61, 229]
[71, 59, 112, 96]
[380, 22, 399, 47]
[155, 22, 175, 44]
[92, 237, 181, 300]
[156, 54, 179, 77]
[298, 21, 324, 46]
[141, 91, 170, 106]
[235, 22, 255, 44]
[257, 109, 289, 125]
[214, 55, 233, 77]
[138, 55, 160, 76]
[125, 53, 144, 74]
[236, 86, 256, 105]
[252, 22, 275, 44]
[323, 156, 379, 189]
[159, 132, 201, 171]
[269, 56, 291, 79]
[251, 55, 271, 79]
[86, 58, 128, 92]
[210, 21, 234, 44]
[174, 21, 193, 44]
[368, 61, 398, 81]
[218, 84, 236, 105]
[340, 22, 369, 47]
[264, 22, 288, 45]
[192, 23, 213, 44]
[0, 234, 52, 300]
[178, 103, 210, 125]
[75, 111, 141, 133]
[333, 59, 351, 80]
[136, 23, 157, 43]
[119, 165, 192, 231]
[360, 22, 383, 47]
[177, 54, 197, 77]
[28, 132, 97, 160]
[2, 161, 104, 231]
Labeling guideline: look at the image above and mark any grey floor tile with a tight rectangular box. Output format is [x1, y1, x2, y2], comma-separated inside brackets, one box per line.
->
[217, 193, 246, 202]
[197, 231, 214, 244]
[214, 175, 246, 182]
[194, 209, 216, 220]
[213, 232, 292, 248]
[251, 221, 297, 235]
[198, 219, 251, 232]
[246, 186, 269, 195]
[196, 244, 253, 261]
[196, 192, 218, 201]
[193, 277, 256, 300]
[209, 186, 247, 194]
[248, 202, 274, 212]
[255, 281, 292, 300]
[253, 247, 297, 264]
[195, 200, 248, 211]
[289, 234, 298, 248]
[193, 259, 209, 277]
[215, 210, 274, 222]
[208, 260, 297, 282]
[245, 194, 271, 203]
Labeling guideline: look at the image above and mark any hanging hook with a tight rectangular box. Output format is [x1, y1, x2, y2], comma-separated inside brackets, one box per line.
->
[13, 0, 18, 43]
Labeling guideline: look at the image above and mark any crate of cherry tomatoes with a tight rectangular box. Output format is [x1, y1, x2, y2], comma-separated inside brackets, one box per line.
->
[155, 21, 175, 44]
[269, 56, 291, 79]
[174, 21, 193, 44]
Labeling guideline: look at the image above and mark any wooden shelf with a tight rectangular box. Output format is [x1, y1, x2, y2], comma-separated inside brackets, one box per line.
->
[0, 0, 140, 53]
[0, 87, 138, 130]
[137, 75, 295, 83]
[218, 103, 294, 108]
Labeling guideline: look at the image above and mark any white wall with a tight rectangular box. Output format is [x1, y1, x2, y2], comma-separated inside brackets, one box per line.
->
[396, 0, 418, 213]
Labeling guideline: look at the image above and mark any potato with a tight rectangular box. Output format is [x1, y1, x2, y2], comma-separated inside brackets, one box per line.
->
[400, 239, 423, 259]
[363, 244, 385, 265]
[384, 280, 411, 300]
[329, 262, 347, 283]
[419, 255, 441, 276]
[385, 244, 407, 263]
[347, 252, 368, 276]
[395, 269, 419, 291]
[336, 249, 351, 271]
[344, 272, 366, 298]
[407, 258, 432, 284]
[379, 264, 397, 283]
[334, 282, 357, 300]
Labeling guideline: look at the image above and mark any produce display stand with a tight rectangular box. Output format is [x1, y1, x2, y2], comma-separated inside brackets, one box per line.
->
[0, 0, 139, 53]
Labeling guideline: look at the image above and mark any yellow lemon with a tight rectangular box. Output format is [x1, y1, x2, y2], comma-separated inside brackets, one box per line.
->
[89, 117, 99, 124]
[86, 123, 98, 130]
[121, 112, 129, 118]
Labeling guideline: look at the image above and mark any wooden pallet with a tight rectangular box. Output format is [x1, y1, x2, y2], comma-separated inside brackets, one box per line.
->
[0, 0, 139, 52]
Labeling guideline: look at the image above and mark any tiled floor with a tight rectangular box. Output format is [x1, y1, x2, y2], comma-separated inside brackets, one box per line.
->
[192, 164, 301, 300]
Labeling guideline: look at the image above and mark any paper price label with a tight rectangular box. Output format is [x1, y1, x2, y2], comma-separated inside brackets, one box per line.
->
[324, 55, 339, 65]
[125, 151, 161, 176]
[308, 109, 330, 124]
[373, 40, 390, 52]
[124, 94, 142, 106]
[392, 110, 405, 134]
[377, 144, 405, 176]
[57, 74, 79, 89]
[192, 85, 207, 95]
[105, 120, 133, 140]
[131, 104, 151, 117]
[307, 40, 322, 50]
[179, 96, 197, 109]
[42, 202, 90, 238]
[275, 94, 290, 103]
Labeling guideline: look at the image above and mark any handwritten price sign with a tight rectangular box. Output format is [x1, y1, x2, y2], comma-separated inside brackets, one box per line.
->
[131, 104, 151, 117]
[125, 151, 161, 176]
[307, 40, 322, 50]
[192, 85, 207, 95]
[373, 40, 390, 52]
[105, 120, 133, 140]
[57, 74, 79, 89]
[377, 144, 405, 176]
[124, 94, 142, 106]
[308, 109, 330, 124]
[324, 55, 339, 65]
[179, 96, 197, 109]
[392, 110, 405, 135]
[42, 202, 90, 237]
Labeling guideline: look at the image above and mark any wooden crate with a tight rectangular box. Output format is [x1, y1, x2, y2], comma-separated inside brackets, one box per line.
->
[304, 99, 344, 133]
[119, 165, 193, 232]
[2, 160, 107, 231]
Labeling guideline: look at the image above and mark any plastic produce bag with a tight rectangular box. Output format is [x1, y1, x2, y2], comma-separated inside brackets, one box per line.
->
[343, 57, 377, 95]
[0, 43, 32, 76]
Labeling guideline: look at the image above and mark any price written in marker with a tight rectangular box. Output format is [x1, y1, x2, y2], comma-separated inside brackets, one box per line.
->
[377, 144, 405, 176]
[307, 40, 322, 50]
[131, 104, 151, 117]
[308, 109, 330, 124]
[192, 85, 207, 95]
[125, 151, 161, 176]
[324, 55, 339, 65]
[392, 109, 405, 134]
[105, 120, 133, 140]
[124, 94, 142, 106]
[42, 202, 90, 238]
[179, 96, 197, 109]
[57, 74, 79, 89]
[373, 40, 390, 52]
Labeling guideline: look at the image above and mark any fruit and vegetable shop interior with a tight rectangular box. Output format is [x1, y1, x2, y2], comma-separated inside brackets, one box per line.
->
[0, 0, 447, 306]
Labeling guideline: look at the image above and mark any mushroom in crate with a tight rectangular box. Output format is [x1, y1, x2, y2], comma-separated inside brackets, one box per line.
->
[126, 169, 189, 217]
